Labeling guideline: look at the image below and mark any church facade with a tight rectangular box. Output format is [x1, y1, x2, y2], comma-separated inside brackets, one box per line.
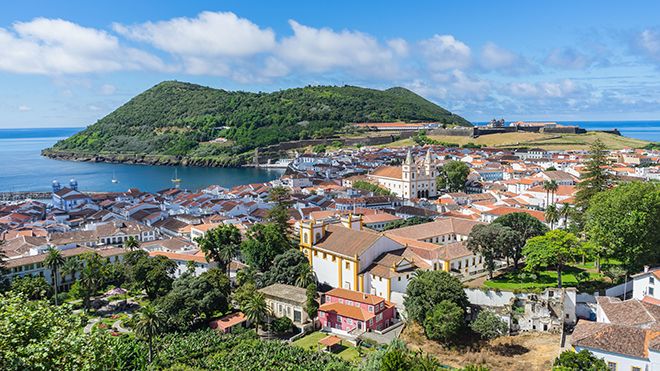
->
[368, 149, 437, 200]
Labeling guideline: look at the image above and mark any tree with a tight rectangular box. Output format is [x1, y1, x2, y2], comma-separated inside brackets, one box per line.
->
[241, 223, 292, 272]
[585, 181, 660, 273]
[424, 300, 464, 342]
[10, 275, 52, 300]
[404, 270, 468, 324]
[296, 265, 317, 288]
[271, 316, 293, 333]
[62, 255, 82, 284]
[78, 252, 104, 310]
[437, 160, 470, 192]
[575, 139, 610, 209]
[126, 252, 177, 300]
[157, 268, 230, 331]
[543, 180, 558, 207]
[125, 236, 140, 251]
[261, 249, 311, 286]
[470, 310, 508, 340]
[194, 224, 242, 275]
[243, 292, 268, 334]
[523, 230, 583, 288]
[44, 247, 65, 305]
[492, 212, 549, 270]
[558, 203, 572, 229]
[305, 283, 319, 321]
[467, 223, 516, 278]
[545, 204, 559, 230]
[267, 186, 292, 234]
[553, 349, 608, 370]
[134, 303, 165, 364]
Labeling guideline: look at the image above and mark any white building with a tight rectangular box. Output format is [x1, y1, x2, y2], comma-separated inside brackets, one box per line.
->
[368, 149, 437, 200]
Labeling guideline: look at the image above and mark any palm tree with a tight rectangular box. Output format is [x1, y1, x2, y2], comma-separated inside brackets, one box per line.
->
[558, 203, 572, 228]
[542, 180, 552, 207]
[61, 256, 82, 286]
[125, 236, 140, 251]
[243, 292, 268, 335]
[547, 180, 558, 206]
[545, 204, 559, 229]
[218, 242, 240, 277]
[195, 224, 242, 277]
[44, 247, 65, 305]
[295, 265, 317, 288]
[134, 304, 165, 364]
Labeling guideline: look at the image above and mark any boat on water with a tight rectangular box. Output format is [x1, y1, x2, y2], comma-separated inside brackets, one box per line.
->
[111, 171, 119, 183]
[171, 168, 182, 187]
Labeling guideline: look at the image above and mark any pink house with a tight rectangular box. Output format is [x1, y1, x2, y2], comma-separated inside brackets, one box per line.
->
[318, 288, 397, 334]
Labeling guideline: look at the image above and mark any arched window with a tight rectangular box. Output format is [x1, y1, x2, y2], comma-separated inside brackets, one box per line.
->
[303, 233, 308, 244]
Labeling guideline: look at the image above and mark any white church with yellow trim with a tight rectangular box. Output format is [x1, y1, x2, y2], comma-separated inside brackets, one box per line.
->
[299, 214, 485, 305]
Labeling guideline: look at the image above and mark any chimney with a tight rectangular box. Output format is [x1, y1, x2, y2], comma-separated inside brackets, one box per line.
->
[644, 265, 650, 273]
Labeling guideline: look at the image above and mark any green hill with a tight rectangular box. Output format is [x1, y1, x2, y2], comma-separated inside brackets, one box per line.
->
[44, 81, 470, 165]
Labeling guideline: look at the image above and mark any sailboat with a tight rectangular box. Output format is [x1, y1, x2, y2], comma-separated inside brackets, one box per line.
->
[171, 168, 182, 188]
[111, 170, 119, 183]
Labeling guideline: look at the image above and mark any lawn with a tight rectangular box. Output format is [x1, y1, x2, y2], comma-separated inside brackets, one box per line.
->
[292, 331, 365, 362]
[484, 265, 611, 292]
[383, 131, 649, 150]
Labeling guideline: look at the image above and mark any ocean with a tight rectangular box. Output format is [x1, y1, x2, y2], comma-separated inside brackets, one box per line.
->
[474, 120, 660, 142]
[0, 128, 284, 193]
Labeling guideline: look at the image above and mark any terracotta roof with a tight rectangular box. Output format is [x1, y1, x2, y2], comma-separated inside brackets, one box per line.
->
[319, 302, 375, 321]
[385, 217, 483, 240]
[483, 207, 546, 222]
[362, 213, 401, 224]
[596, 296, 660, 327]
[314, 224, 386, 258]
[326, 287, 387, 306]
[318, 335, 342, 347]
[149, 251, 208, 263]
[369, 166, 403, 180]
[572, 321, 659, 358]
[209, 312, 247, 331]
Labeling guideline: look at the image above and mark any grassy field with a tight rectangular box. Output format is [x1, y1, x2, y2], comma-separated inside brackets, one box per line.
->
[482, 261, 622, 292]
[292, 331, 365, 361]
[384, 131, 649, 150]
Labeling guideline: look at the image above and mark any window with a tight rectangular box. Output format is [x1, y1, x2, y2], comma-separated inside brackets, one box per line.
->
[631, 367, 641, 371]
[607, 362, 616, 371]
[345, 261, 350, 269]
[368, 306, 374, 312]
[649, 287, 655, 296]
[650, 277, 655, 284]
[337, 315, 342, 323]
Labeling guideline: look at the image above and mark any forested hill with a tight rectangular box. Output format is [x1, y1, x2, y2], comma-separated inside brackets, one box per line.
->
[46, 81, 470, 163]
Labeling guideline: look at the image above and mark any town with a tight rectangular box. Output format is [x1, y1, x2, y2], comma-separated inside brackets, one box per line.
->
[2, 139, 659, 370]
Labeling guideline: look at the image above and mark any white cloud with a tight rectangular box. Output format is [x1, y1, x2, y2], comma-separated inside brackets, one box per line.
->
[277, 20, 400, 76]
[479, 42, 535, 75]
[545, 47, 594, 69]
[509, 79, 582, 99]
[408, 69, 490, 100]
[18, 105, 30, 112]
[113, 11, 276, 58]
[387, 38, 409, 56]
[635, 29, 660, 62]
[99, 84, 116, 95]
[419, 34, 471, 71]
[0, 18, 166, 74]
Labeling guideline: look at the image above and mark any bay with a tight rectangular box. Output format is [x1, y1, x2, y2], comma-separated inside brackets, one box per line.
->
[0, 127, 284, 193]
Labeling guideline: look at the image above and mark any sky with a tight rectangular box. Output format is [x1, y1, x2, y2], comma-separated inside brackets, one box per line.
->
[2, 1, 660, 128]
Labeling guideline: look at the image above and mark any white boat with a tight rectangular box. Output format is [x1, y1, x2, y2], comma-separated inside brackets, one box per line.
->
[171, 168, 182, 187]
[111, 171, 119, 183]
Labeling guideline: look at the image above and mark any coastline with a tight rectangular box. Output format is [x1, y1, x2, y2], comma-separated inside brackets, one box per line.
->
[40, 148, 252, 168]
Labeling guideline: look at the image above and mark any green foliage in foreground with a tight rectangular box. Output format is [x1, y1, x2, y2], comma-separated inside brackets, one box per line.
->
[50, 81, 470, 160]
[0, 292, 350, 370]
[553, 349, 607, 370]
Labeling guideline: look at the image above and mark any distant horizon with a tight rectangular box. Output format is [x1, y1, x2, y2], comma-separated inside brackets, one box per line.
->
[3, 119, 660, 130]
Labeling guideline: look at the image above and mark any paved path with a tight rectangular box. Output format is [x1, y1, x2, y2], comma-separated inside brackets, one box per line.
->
[112, 319, 131, 333]
[84, 318, 100, 334]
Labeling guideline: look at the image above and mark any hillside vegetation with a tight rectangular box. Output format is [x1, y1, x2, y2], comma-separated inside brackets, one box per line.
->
[46, 81, 469, 164]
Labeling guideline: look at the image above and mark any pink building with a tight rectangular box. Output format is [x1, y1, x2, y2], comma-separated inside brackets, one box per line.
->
[318, 288, 397, 334]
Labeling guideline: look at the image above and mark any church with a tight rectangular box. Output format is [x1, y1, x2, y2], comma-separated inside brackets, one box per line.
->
[368, 148, 437, 200]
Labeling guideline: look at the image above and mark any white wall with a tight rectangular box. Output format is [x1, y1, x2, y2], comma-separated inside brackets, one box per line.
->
[575, 346, 648, 371]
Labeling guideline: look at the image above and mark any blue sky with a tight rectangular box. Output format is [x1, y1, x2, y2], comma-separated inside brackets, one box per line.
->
[2, 0, 660, 128]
